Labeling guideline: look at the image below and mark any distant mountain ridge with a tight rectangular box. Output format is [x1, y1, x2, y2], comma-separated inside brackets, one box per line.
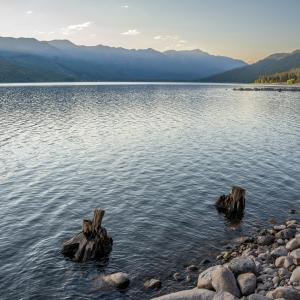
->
[0, 36, 246, 83]
[203, 49, 300, 83]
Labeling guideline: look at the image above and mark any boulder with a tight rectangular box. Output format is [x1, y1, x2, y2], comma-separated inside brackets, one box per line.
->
[228, 257, 257, 276]
[211, 266, 241, 298]
[94, 272, 130, 289]
[271, 246, 288, 258]
[286, 237, 300, 251]
[291, 249, 300, 265]
[197, 266, 220, 290]
[144, 278, 161, 289]
[290, 267, 300, 284]
[267, 287, 300, 300]
[213, 291, 239, 300]
[151, 289, 215, 300]
[237, 272, 256, 296]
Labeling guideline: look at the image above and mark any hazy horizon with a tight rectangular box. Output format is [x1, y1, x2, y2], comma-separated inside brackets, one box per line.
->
[1, 0, 300, 63]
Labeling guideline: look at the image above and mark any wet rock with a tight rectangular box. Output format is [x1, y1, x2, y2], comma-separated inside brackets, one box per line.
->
[275, 228, 296, 240]
[291, 267, 300, 284]
[187, 265, 198, 272]
[286, 220, 297, 226]
[291, 249, 300, 265]
[201, 259, 211, 266]
[173, 272, 185, 281]
[286, 237, 300, 251]
[237, 272, 256, 296]
[274, 225, 286, 231]
[267, 287, 300, 300]
[144, 278, 161, 289]
[94, 272, 130, 289]
[211, 266, 241, 298]
[228, 257, 257, 276]
[257, 235, 275, 246]
[271, 246, 288, 258]
[213, 291, 239, 300]
[289, 209, 297, 214]
[197, 266, 220, 290]
[151, 288, 215, 300]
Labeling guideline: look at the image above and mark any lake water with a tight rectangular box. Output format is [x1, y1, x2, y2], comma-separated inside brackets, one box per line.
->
[0, 83, 299, 300]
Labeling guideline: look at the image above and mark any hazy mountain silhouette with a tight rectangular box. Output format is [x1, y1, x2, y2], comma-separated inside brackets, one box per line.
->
[204, 50, 300, 83]
[0, 37, 246, 83]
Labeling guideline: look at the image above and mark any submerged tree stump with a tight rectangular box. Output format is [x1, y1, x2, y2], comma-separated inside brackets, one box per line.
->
[215, 186, 246, 219]
[62, 209, 113, 262]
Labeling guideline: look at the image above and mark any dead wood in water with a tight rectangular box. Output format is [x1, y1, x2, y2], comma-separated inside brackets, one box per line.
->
[62, 209, 113, 262]
[216, 186, 246, 220]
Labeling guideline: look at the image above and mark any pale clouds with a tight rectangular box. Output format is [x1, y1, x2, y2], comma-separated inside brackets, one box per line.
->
[154, 35, 179, 41]
[62, 21, 92, 35]
[121, 5, 129, 8]
[121, 29, 140, 36]
[154, 34, 188, 50]
[26, 10, 33, 15]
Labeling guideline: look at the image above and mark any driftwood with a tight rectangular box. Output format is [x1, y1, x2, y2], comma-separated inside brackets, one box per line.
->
[216, 186, 246, 219]
[62, 209, 113, 262]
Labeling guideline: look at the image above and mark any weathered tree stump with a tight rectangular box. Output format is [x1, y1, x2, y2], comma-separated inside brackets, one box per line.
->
[62, 209, 113, 262]
[215, 186, 246, 219]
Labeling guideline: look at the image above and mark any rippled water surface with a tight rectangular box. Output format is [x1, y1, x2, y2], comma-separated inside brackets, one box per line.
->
[0, 84, 299, 299]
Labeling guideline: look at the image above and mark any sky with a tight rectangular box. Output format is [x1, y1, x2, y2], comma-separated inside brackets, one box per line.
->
[0, 0, 300, 63]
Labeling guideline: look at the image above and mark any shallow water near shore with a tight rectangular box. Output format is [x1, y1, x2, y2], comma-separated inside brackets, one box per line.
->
[0, 83, 299, 300]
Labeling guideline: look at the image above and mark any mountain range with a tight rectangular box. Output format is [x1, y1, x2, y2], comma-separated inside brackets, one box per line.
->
[1, 37, 300, 83]
[204, 50, 300, 83]
[0, 37, 247, 83]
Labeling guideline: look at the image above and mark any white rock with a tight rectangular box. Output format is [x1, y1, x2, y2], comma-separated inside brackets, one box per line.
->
[291, 249, 300, 265]
[151, 288, 215, 300]
[144, 278, 161, 289]
[213, 291, 239, 300]
[237, 272, 256, 296]
[197, 266, 220, 290]
[211, 266, 241, 298]
[291, 267, 300, 284]
[94, 272, 130, 289]
[286, 220, 297, 226]
[274, 225, 286, 231]
[275, 256, 286, 268]
[286, 237, 300, 251]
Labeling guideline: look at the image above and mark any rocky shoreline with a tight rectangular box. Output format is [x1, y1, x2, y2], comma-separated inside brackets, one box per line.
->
[93, 217, 300, 299]
[68, 208, 300, 299]
[148, 218, 300, 300]
[233, 87, 300, 92]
